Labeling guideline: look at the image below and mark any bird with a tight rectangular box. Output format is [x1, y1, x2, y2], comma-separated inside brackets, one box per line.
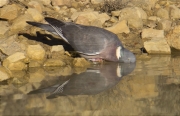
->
[28, 62, 136, 99]
[26, 17, 136, 63]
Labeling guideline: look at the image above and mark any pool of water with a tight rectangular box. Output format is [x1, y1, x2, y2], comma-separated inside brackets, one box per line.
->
[1, 55, 180, 115]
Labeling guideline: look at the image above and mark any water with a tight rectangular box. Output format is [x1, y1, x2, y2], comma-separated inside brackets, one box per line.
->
[1, 55, 180, 115]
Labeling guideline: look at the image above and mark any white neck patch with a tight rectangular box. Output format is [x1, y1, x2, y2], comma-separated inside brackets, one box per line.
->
[116, 46, 122, 59]
[116, 65, 122, 78]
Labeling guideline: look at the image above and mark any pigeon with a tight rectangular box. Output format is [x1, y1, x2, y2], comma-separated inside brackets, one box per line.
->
[27, 17, 136, 63]
[28, 62, 136, 99]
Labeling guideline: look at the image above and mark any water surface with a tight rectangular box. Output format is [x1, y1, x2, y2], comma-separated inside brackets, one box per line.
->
[1, 55, 180, 115]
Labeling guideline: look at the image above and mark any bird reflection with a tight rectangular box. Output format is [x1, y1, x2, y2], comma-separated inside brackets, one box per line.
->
[28, 62, 136, 99]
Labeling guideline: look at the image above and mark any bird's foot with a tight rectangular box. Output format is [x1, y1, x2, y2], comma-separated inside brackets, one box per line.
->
[88, 58, 104, 64]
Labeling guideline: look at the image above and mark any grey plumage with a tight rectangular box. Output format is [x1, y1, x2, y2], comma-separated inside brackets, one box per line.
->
[27, 17, 136, 63]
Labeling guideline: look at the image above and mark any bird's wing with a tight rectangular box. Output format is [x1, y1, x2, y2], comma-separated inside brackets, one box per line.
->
[26, 21, 58, 35]
[44, 17, 121, 55]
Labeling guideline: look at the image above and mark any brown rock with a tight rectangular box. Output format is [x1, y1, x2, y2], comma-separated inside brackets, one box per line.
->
[0, 66, 10, 81]
[166, 25, 180, 50]
[106, 20, 130, 34]
[0, 35, 24, 56]
[26, 44, 46, 61]
[10, 14, 34, 34]
[73, 58, 90, 67]
[43, 58, 67, 67]
[0, 4, 20, 20]
[3, 52, 27, 70]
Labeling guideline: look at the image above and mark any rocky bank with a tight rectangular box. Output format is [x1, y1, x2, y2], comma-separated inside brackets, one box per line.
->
[0, 0, 180, 81]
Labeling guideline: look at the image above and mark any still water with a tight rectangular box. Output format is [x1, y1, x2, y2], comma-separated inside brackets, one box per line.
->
[1, 55, 180, 115]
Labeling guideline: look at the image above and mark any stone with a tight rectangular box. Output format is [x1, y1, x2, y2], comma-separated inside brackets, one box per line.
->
[28, 60, 43, 67]
[29, 68, 45, 83]
[157, 19, 172, 31]
[156, 8, 169, 19]
[148, 16, 161, 21]
[131, 0, 157, 11]
[3, 52, 27, 70]
[28, 1, 43, 13]
[51, 45, 64, 52]
[109, 16, 119, 23]
[106, 20, 130, 34]
[166, 25, 180, 50]
[0, 21, 9, 37]
[111, 10, 121, 17]
[98, 13, 110, 24]
[75, 15, 90, 25]
[73, 58, 90, 67]
[26, 44, 46, 60]
[0, 66, 10, 81]
[119, 7, 147, 29]
[0, 0, 9, 7]
[0, 35, 24, 56]
[72, 11, 99, 25]
[0, 4, 19, 20]
[169, 5, 180, 19]
[10, 14, 34, 34]
[141, 28, 164, 39]
[43, 58, 66, 67]
[91, 0, 104, 5]
[37, 0, 51, 6]
[51, 0, 71, 6]
[26, 8, 44, 22]
[144, 37, 171, 54]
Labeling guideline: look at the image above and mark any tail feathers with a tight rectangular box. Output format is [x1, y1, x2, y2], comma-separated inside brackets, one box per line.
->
[26, 21, 57, 35]
[45, 17, 66, 27]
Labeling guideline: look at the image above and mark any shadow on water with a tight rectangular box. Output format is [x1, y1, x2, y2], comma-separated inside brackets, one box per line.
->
[28, 62, 136, 99]
[1, 56, 180, 115]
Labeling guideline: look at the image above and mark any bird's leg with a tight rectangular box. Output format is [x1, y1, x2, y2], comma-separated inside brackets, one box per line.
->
[88, 58, 104, 64]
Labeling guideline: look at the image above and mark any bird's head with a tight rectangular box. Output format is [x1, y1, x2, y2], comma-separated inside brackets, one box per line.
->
[116, 46, 136, 63]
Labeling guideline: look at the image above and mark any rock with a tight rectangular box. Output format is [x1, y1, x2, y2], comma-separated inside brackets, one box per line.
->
[119, 7, 147, 29]
[142, 29, 171, 54]
[0, 0, 9, 7]
[144, 37, 171, 54]
[106, 20, 130, 34]
[148, 16, 161, 21]
[51, 45, 64, 53]
[141, 28, 164, 39]
[169, 5, 180, 19]
[51, 0, 71, 6]
[0, 66, 10, 81]
[166, 25, 180, 50]
[3, 52, 27, 70]
[156, 8, 169, 19]
[131, 0, 157, 11]
[157, 19, 172, 31]
[28, 60, 43, 67]
[91, 0, 104, 5]
[73, 58, 90, 67]
[111, 10, 121, 17]
[0, 35, 24, 56]
[26, 44, 46, 61]
[0, 21, 9, 38]
[29, 68, 45, 83]
[75, 15, 90, 25]
[37, 0, 51, 6]
[28, 1, 43, 13]
[109, 16, 119, 23]
[26, 8, 44, 22]
[72, 11, 98, 25]
[43, 58, 67, 67]
[98, 13, 110, 24]
[10, 14, 34, 34]
[0, 4, 20, 20]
